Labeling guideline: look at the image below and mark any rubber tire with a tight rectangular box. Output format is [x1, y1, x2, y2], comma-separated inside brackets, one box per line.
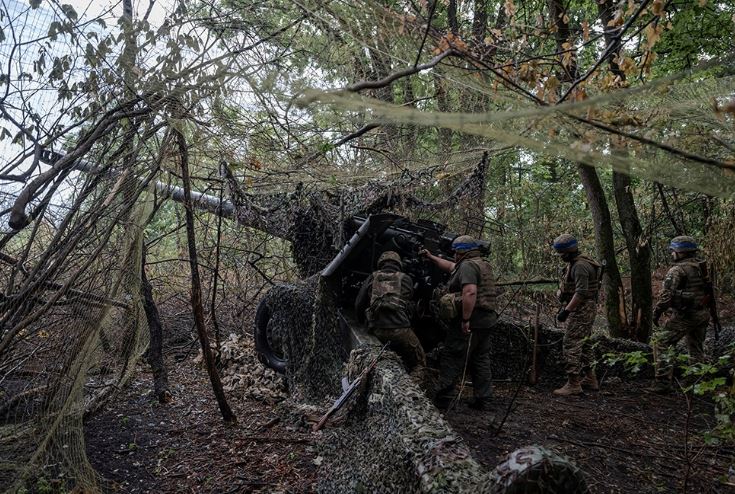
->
[254, 297, 288, 374]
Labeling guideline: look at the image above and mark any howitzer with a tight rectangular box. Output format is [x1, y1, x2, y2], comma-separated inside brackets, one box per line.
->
[699, 261, 721, 341]
[313, 342, 389, 431]
[257, 213, 488, 373]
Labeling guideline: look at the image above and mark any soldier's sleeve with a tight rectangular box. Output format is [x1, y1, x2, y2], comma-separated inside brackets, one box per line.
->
[654, 266, 682, 312]
[354, 275, 372, 320]
[572, 263, 590, 297]
[458, 262, 481, 287]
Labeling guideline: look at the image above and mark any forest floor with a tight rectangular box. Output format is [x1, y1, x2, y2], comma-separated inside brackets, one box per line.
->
[84, 356, 734, 493]
[85, 358, 318, 493]
[83, 294, 735, 493]
[446, 379, 734, 494]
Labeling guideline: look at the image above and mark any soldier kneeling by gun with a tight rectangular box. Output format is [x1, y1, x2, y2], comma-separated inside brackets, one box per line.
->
[355, 251, 427, 378]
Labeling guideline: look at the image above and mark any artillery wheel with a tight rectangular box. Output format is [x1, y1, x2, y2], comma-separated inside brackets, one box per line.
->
[254, 296, 288, 374]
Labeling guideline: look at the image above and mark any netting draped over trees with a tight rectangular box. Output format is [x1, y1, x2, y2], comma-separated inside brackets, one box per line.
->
[1, 0, 734, 490]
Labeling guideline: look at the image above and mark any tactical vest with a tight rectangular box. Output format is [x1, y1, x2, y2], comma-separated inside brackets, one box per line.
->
[670, 258, 708, 310]
[367, 270, 408, 321]
[560, 255, 600, 300]
[451, 256, 497, 312]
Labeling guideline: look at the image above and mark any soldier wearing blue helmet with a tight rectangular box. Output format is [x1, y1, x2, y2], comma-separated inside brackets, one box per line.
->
[650, 236, 711, 394]
[552, 234, 601, 396]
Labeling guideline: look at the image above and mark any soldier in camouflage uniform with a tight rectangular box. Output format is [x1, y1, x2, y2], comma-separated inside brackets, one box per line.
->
[421, 235, 497, 410]
[355, 251, 426, 373]
[552, 234, 601, 396]
[650, 236, 711, 394]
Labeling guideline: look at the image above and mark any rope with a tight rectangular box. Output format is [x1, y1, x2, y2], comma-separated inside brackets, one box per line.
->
[447, 331, 472, 411]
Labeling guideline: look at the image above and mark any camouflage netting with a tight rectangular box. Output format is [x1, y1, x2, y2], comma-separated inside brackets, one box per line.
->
[2, 0, 734, 491]
[225, 154, 492, 276]
[0, 171, 154, 490]
[317, 346, 484, 492]
[255, 276, 346, 401]
[484, 446, 589, 494]
[313, 343, 591, 493]
[215, 333, 287, 403]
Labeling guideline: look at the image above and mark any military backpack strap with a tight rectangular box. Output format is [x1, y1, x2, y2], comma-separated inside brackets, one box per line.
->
[368, 270, 408, 318]
[670, 259, 708, 310]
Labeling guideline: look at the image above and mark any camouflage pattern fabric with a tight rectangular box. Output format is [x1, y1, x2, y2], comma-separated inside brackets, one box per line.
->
[652, 309, 709, 380]
[437, 323, 496, 400]
[354, 267, 414, 330]
[563, 301, 596, 375]
[372, 326, 426, 372]
[486, 445, 589, 494]
[368, 270, 410, 322]
[654, 258, 708, 313]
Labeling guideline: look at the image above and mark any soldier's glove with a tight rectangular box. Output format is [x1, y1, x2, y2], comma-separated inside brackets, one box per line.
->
[556, 308, 570, 323]
[653, 309, 662, 328]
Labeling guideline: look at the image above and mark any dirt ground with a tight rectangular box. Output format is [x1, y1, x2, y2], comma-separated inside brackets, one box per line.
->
[446, 379, 734, 494]
[82, 292, 734, 493]
[85, 358, 318, 493]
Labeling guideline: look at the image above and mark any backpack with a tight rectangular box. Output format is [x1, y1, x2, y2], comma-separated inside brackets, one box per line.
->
[367, 271, 407, 321]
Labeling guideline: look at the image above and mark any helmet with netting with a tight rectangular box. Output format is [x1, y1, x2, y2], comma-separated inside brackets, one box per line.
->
[378, 250, 402, 267]
[669, 235, 698, 253]
[552, 234, 578, 254]
[451, 235, 479, 253]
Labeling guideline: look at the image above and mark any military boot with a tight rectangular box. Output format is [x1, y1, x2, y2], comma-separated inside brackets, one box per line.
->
[468, 397, 491, 411]
[553, 375, 583, 396]
[580, 370, 599, 391]
[434, 386, 455, 410]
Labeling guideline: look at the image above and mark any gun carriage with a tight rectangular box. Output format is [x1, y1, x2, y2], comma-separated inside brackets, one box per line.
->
[254, 212, 489, 374]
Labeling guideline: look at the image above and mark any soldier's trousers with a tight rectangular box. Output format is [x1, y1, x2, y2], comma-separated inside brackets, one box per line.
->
[372, 327, 426, 372]
[437, 326, 493, 399]
[652, 309, 709, 380]
[563, 301, 596, 376]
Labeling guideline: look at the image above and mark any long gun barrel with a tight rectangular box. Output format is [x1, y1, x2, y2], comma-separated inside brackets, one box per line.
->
[699, 260, 721, 341]
[39, 148, 236, 219]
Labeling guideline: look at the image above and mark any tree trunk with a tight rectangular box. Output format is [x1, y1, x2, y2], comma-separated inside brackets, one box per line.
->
[547, 0, 627, 336]
[448, 0, 459, 34]
[141, 247, 171, 403]
[578, 165, 628, 337]
[614, 173, 652, 342]
[434, 73, 453, 161]
[177, 130, 236, 424]
[598, 0, 653, 342]
[459, 152, 489, 237]
[472, 0, 488, 43]
[657, 183, 685, 235]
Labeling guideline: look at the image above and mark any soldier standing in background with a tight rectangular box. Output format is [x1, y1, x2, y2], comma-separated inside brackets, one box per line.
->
[650, 236, 712, 394]
[552, 234, 601, 396]
[421, 235, 497, 411]
[355, 251, 426, 375]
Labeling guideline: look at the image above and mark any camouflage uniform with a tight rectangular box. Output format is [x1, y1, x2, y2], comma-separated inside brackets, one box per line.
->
[559, 255, 600, 376]
[652, 256, 710, 381]
[355, 252, 426, 372]
[437, 250, 498, 402]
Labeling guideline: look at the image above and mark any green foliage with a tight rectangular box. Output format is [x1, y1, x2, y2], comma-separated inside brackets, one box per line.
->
[604, 350, 651, 375]
[680, 352, 735, 442]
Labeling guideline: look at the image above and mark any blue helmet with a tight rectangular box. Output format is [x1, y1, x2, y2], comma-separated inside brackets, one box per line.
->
[552, 234, 578, 254]
[451, 235, 479, 253]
